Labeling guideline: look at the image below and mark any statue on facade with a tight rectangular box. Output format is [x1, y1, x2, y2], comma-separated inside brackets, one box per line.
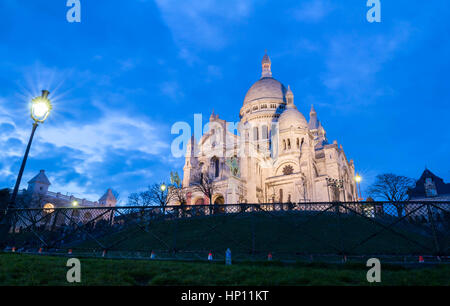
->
[226, 157, 240, 178]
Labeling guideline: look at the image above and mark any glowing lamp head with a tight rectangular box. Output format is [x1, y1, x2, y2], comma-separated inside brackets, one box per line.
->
[355, 175, 362, 183]
[160, 184, 167, 192]
[31, 90, 52, 123]
[72, 200, 79, 207]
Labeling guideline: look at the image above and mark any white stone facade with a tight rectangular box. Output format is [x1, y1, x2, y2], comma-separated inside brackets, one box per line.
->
[180, 54, 358, 205]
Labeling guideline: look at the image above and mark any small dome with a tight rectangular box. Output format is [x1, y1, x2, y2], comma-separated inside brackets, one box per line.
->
[278, 105, 308, 130]
[243, 77, 287, 105]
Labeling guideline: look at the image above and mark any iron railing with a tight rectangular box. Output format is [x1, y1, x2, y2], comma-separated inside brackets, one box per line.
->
[1, 201, 449, 262]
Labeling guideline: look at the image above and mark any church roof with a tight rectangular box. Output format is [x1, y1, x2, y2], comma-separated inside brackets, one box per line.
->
[28, 170, 51, 186]
[244, 77, 287, 105]
[278, 87, 308, 130]
[308, 105, 320, 130]
[99, 189, 117, 203]
[243, 53, 287, 106]
[408, 169, 450, 197]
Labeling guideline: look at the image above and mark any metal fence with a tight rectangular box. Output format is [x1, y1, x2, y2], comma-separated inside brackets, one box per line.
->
[1, 201, 449, 263]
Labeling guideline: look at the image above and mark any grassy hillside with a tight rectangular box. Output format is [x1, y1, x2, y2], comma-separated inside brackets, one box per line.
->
[1, 253, 448, 286]
[72, 211, 436, 260]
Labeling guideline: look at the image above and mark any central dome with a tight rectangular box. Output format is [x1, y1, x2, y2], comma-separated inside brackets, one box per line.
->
[244, 77, 287, 105]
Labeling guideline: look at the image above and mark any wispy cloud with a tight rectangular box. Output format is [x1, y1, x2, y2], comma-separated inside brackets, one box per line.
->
[294, 0, 335, 23]
[321, 23, 413, 108]
[0, 62, 171, 201]
[155, 0, 254, 50]
[159, 81, 184, 100]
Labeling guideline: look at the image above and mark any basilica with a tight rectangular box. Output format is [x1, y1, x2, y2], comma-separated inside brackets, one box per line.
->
[181, 53, 358, 205]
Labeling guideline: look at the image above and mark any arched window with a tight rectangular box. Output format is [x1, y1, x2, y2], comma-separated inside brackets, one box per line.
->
[43, 203, 55, 214]
[211, 157, 220, 178]
[253, 127, 259, 141]
[262, 125, 268, 139]
[283, 140, 286, 150]
[287, 139, 291, 150]
[296, 138, 300, 149]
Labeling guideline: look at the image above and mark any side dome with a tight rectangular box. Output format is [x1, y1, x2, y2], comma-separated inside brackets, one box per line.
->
[278, 105, 308, 130]
[243, 77, 287, 105]
[278, 85, 307, 130]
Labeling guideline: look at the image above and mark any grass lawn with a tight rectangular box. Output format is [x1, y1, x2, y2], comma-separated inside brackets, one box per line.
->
[67, 211, 438, 260]
[0, 253, 448, 286]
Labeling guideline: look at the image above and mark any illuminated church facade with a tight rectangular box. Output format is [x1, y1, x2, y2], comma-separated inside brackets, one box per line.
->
[181, 54, 358, 205]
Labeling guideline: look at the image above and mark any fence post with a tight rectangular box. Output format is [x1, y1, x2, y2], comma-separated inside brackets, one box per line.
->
[251, 206, 256, 258]
[336, 202, 345, 256]
[172, 207, 178, 255]
[108, 207, 114, 227]
[426, 203, 441, 255]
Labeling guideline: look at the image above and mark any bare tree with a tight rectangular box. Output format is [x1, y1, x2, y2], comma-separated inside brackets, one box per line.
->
[192, 172, 217, 210]
[148, 183, 173, 214]
[169, 186, 186, 205]
[128, 190, 153, 207]
[368, 173, 415, 217]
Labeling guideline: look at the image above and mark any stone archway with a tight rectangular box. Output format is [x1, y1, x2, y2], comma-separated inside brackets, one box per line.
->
[213, 195, 225, 214]
[194, 198, 205, 205]
[191, 197, 206, 216]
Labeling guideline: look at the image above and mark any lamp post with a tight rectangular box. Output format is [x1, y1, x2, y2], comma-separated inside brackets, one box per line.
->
[0, 90, 51, 246]
[8, 90, 52, 209]
[354, 174, 362, 201]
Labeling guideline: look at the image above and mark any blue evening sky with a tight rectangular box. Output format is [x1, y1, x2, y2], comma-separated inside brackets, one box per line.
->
[0, 0, 449, 202]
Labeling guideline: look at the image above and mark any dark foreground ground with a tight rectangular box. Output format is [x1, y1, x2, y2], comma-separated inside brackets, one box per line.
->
[0, 253, 448, 286]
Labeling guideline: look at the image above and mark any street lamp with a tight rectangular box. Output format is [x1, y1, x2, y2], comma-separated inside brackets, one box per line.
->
[160, 184, 167, 192]
[72, 200, 79, 207]
[8, 90, 52, 209]
[354, 174, 363, 201]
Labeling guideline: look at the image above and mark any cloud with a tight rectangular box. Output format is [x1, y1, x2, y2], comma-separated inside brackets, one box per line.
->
[294, 0, 335, 23]
[0, 88, 170, 202]
[155, 0, 254, 50]
[159, 81, 184, 100]
[321, 23, 413, 107]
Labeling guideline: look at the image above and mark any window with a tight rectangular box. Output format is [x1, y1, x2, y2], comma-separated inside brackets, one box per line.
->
[43, 203, 55, 214]
[253, 127, 259, 141]
[262, 125, 268, 139]
[287, 139, 291, 150]
[215, 159, 220, 178]
[296, 138, 300, 149]
[283, 140, 286, 150]
[212, 157, 220, 178]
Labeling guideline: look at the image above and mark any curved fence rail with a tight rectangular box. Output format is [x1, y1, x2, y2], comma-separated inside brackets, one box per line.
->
[1, 201, 449, 263]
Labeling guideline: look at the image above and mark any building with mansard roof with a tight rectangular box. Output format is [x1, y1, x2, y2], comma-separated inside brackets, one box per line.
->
[180, 53, 358, 205]
[408, 169, 450, 201]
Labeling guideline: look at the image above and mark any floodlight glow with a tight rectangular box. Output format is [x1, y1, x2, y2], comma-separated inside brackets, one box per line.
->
[355, 175, 362, 183]
[31, 90, 52, 123]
